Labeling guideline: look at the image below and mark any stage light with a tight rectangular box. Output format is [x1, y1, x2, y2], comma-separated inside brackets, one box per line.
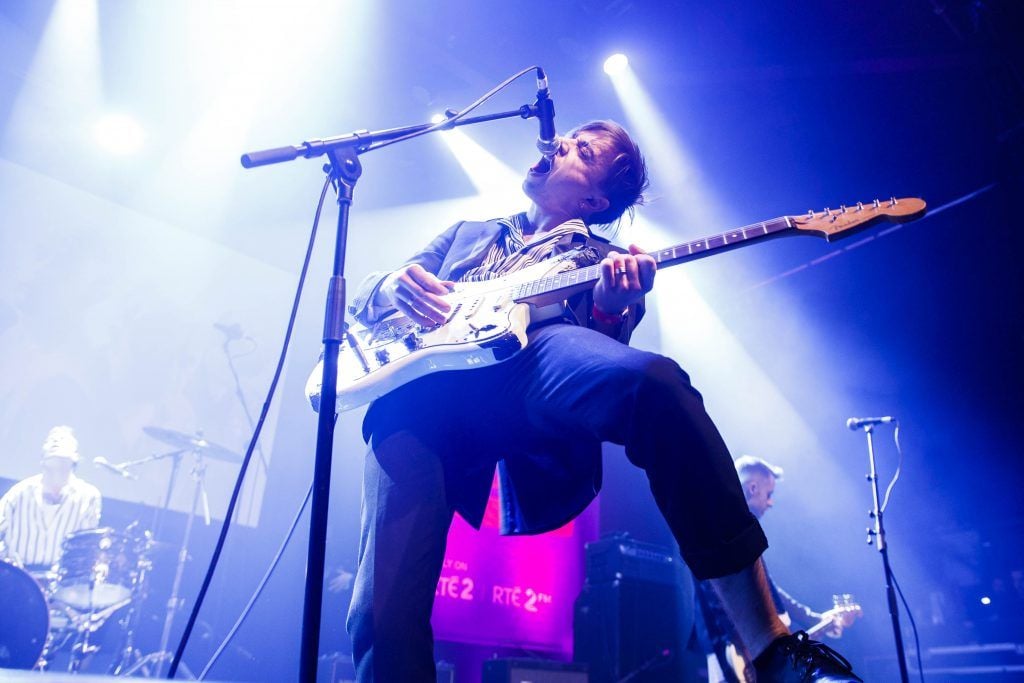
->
[431, 113, 446, 124]
[93, 113, 146, 155]
[603, 54, 629, 75]
[981, 596, 992, 605]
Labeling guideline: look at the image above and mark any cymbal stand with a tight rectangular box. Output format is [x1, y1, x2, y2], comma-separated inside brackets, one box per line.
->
[121, 448, 209, 679]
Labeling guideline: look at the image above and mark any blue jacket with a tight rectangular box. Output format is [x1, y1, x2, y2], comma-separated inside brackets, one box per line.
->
[349, 215, 645, 535]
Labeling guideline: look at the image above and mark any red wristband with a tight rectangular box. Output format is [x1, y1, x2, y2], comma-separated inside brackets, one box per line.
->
[591, 302, 627, 325]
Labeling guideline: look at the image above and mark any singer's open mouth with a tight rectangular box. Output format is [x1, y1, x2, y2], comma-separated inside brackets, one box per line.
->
[529, 157, 552, 175]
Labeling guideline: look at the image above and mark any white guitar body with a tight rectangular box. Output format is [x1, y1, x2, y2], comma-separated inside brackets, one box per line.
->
[306, 253, 581, 412]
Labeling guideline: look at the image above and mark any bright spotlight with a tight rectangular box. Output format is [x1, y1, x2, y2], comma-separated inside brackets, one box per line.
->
[604, 53, 629, 75]
[981, 596, 992, 605]
[431, 113, 446, 124]
[93, 113, 145, 155]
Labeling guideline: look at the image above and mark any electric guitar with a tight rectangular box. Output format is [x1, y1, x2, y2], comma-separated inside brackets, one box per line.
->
[805, 594, 863, 639]
[306, 197, 926, 412]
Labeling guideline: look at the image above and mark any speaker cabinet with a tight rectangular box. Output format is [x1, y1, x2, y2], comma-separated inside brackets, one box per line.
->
[573, 535, 693, 683]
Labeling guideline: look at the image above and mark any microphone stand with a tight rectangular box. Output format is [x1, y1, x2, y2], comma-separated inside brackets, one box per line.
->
[860, 425, 910, 683]
[240, 101, 548, 682]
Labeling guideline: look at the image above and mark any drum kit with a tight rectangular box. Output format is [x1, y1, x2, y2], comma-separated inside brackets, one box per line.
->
[0, 426, 241, 676]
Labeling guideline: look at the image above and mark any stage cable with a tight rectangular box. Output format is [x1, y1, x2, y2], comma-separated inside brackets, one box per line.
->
[890, 566, 926, 683]
[361, 66, 540, 155]
[168, 175, 333, 678]
[197, 482, 313, 680]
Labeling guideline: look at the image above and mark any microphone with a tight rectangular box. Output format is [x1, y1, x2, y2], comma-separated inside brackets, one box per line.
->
[214, 322, 244, 341]
[93, 456, 138, 480]
[534, 68, 557, 170]
[846, 416, 896, 431]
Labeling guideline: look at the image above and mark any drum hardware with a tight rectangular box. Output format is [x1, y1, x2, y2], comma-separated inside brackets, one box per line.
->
[141, 426, 242, 463]
[118, 432, 216, 679]
[41, 526, 153, 674]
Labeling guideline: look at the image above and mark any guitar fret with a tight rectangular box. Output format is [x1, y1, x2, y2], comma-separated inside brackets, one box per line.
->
[518, 215, 796, 301]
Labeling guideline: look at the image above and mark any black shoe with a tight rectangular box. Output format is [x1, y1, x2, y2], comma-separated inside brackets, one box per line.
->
[753, 631, 863, 682]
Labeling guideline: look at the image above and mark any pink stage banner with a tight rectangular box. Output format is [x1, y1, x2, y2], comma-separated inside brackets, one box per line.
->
[431, 474, 599, 656]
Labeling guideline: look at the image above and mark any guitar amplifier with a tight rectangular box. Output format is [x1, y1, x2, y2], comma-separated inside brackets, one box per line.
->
[574, 535, 694, 683]
[584, 533, 683, 585]
[482, 658, 588, 683]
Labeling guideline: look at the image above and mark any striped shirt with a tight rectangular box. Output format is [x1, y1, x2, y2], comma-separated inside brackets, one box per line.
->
[0, 474, 102, 568]
[458, 214, 590, 282]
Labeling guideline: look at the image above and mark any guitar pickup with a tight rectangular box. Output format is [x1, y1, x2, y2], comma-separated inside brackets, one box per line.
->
[402, 333, 422, 351]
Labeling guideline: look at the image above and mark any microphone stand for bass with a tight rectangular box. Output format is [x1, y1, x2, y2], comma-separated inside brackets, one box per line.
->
[858, 424, 910, 683]
[238, 91, 550, 682]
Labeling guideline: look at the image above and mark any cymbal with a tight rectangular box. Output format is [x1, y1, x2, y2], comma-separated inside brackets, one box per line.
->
[142, 427, 242, 463]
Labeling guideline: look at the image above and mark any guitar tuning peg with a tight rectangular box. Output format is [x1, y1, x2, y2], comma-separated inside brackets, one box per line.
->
[889, 196, 898, 206]
[856, 201, 864, 211]
[840, 204, 847, 213]
[807, 209, 814, 218]
[873, 198, 881, 208]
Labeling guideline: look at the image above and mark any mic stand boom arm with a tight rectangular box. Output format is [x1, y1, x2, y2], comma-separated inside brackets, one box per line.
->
[240, 105, 542, 169]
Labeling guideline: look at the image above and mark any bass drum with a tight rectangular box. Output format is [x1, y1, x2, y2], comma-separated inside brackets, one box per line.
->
[0, 560, 49, 669]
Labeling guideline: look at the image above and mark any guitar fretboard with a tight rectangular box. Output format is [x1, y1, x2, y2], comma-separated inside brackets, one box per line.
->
[512, 216, 793, 302]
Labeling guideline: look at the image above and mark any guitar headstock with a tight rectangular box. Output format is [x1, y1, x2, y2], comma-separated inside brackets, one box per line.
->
[830, 593, 864, 625]
[791, 197, 926, 242]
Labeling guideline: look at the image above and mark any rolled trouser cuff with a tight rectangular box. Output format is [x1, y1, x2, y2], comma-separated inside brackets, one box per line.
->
[683, 520, 769, 580]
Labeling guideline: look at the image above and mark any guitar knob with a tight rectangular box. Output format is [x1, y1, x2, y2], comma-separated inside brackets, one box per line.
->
[374, 349, 390, 365]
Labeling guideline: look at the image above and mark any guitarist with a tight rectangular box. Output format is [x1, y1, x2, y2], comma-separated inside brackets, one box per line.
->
[344, 120, 860, 683]
[695, 456, 858, 683]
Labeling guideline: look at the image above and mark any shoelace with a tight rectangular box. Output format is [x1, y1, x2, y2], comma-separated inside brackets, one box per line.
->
[785, 631, 856, 678]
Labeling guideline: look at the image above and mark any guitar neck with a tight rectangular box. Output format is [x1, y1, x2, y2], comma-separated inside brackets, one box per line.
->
[514, 216, 794, 307]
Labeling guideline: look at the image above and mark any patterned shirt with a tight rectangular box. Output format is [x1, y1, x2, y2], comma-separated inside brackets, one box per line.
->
[458, 213, 590, 282]
[0, 473, 102, 568]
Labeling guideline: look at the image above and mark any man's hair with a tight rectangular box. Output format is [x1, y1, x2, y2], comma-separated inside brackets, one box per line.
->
[734, 454, 784, 481]
[573, 120, 649, 228]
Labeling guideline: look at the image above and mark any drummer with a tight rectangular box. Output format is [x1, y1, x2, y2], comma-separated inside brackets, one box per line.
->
[0, 426, 102, 575]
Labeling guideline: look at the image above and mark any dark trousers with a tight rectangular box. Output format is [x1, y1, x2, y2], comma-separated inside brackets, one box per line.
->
[347, 323, 767, 682]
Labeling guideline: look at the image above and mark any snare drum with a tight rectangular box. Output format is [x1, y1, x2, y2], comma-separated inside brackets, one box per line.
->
[52, 528, 143, 610]
[0, 560, 49, 669]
